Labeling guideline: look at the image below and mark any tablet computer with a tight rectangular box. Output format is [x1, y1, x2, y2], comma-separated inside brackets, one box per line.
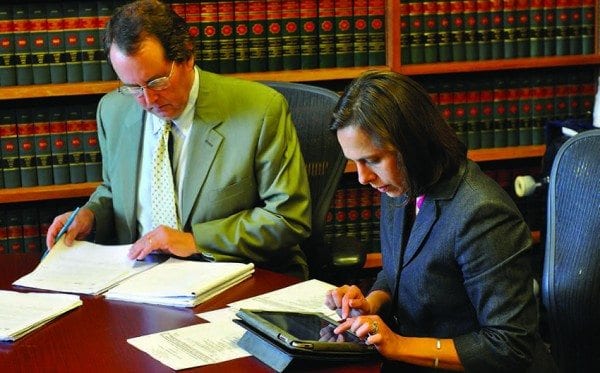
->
[235, 309, 377, 355]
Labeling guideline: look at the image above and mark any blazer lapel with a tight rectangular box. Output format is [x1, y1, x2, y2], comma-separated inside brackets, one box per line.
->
[403, 199, 437, 267]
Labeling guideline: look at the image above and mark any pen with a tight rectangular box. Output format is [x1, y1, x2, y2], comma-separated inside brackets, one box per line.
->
[41, 207, 81, 260]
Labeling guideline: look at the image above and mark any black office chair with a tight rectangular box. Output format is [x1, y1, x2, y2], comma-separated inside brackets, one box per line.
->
[542, 129, 600, 372]
[263, 81, 366, 282]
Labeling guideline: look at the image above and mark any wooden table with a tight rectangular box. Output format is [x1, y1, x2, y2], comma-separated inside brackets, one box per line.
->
[0, 253, 380, 372]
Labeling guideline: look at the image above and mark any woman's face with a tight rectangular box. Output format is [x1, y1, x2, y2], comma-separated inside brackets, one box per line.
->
[337, 126, 408, 198]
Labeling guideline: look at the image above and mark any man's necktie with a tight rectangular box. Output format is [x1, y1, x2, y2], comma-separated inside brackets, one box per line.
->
[151, 120, 179, 229]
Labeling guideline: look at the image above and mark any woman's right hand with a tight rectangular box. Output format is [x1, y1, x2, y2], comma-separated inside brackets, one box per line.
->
[325, 284, 372, 319]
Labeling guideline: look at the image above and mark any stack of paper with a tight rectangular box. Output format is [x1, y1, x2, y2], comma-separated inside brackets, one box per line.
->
[0, 290, 82, 342]
[13, 239, 158, 295]
[105, 258, 255, 307]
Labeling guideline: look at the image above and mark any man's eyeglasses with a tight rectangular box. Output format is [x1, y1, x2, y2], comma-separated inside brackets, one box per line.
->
[118, 61, 175, 97]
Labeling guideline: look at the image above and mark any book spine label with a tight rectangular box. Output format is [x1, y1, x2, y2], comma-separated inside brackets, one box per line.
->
[0, 111, 21, 188]
[13, 5, 33, 86]
[66, 106, 85, 183]
[436, 1, 452, 62]
[352, 0, 368, 67]
[218, 0, 236, 73]
[515, 0, 530, 57]
[0, 6, 16, 87]
[490, 0, 504, 59]
[423, 1, 439, 63]
[49, 108, 70, 184]
[81, 104, 101, 182]
[33, 108, 53, 186]
[98, 1, 116, 81]
[476, 0, 492, 60]
[247, 0, 267, 72]
[530, 0, 545, 57]
[367, 0, 385, 65]
[318, 0, 336, 68]
[233, 0, 250, 72]
[543, 0, 557, 56]
[282, 0, 301, 70]
[63, 3, 83, 83]
[29, 4, 51, 85]
[300, 0, 318, 69]
[16, 110, 38, 187]
[266, 0, 283, 71]
[79, 2, 101, 82]
[47, 3, 67, 84]
[334, 0, 354, 67]
[463, 0, 478, 61]
[450, 1, 466, 61]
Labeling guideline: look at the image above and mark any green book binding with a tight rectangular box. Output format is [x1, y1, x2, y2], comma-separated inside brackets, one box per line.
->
[282, 0, 301, 70]
[299, 0, 319, 69]
[234, 0, 250, 72]
[490, 0, 504, 59]
[453, 80, 468, 147]
[28, 3, 50, 85]
[541, 74, 555, 122]
[16, 109, 38, 187]
[554, 74, 569, 119]
[66, 106, 85, 183]
[492, 76, 508, 147]
[334, 0, 354, 68]
[5, 208, 24, 253]
[247, 0, 267, 72]
[479, 81, 495, 148]
[46, 2, 67, 84]
[353, 0, 369, 67]
[408, 1, 424, 64]
[63, 2, 83, 83]
[367, 0, 385, 65]
[200, 1, 221, 73]
[183, 2, 202, 68]
[466, 82, 481, 149]
[580, 70, 595, 115]
[515, 0, 530, 58]
[266, 0, 283, 71]
[529, 0, 545, 57]
[530, 77, 545, 145]
[0, 5, 16, 87]
[517, 74, 533, 146]
[13, 4, 33, 86]
[318, 0, 335, 68]
[464, 0, 478, 61]
[98, 1, 116, 81]
[544, 0, 558, 56]
[79, 1, 101, 82]
[436, 1, 452, 62]
[32, 107, 53, 186]
[566, 0, 581, 55]
[81, 104, 101, 182]
[450, 0, 466, 61]
[476, 0, 492, 60]
[581, 0, 594, 54]
[21, 207, 41, 254]
[400, 2, 410, 64]
[502, 0, 517, 59]
[218, 0, 236, 73]
[0, 109, 21, 188]
[49, 107, 70, 185]
[437, 81, 455, 134]
[423, 1, 438, 63]
[505, 77, 519, 146]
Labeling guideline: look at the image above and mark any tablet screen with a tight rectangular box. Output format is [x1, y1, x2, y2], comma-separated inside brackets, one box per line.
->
[255, 310, 362, 343]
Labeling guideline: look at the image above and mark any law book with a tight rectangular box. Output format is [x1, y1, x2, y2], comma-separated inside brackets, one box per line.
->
[13, 4, 33, 86]
[476, 0, 492, 60]
[63, 2, 83, 83]
[518, 73, 533, 146]
[367, 0, 385, 65]
[299, 0, 318, 69]
[79, 1, 101, 82]
[218, 0, 236, 73]
[466, 81, 481, 149]
[49, 107, 70, 185]
[505, 76, 519, 146]
[353, 0, 369, 67]
[233, 0, 250, 72]
[97, 1, 116, 81]
[492, 76, 508, 147]
[16, 109, 37, 187]
[344, 187, 360, 242]
[566, 0, 581, 55]
[334, 0, 353, 67]
[0, 210, 7, 254]
[541, 74, 555, 121]
[65, 106, 85, 183]
[437, 80, 455, 135]
[543, 0, 557, 56]
[579, 70, 595, 115]
[21, 207, 41, 254]
[370, 188, 381, 251]
[529, 0, 545, 57]
[81, 103, 101, 182]
[423, 1, 438, 63]
[553, 74, 569, 119]
[105, 258, 255, 307]
[400, 1, 410, 64]
[357, 186, 373, 251]
[452, 80, 468, 146]
[450, 0, 466, 61]
[28, 3, 50, 85]
[530, 77, 545, 145]
[183, 2, 202, 66]
[490, 0, 504, 59]
[436, 0, 452, 62]
[247, 0, 267, 72]
[515, 0, 530, 57]
[46, 2, 67, 84]
[463, 0, 478, 61]
[0, 5, 16, 87]
[5, 207, 24, 253]
[502, 0, 517, 59]
[0, 109, 20, 188]
[0, 290, 82, 342]
[479, 79, 495, 148]
[318, 0, 335, 68]
[32, 107, 53, 186]
[266, 0, 283, 71]
[566, 71, 580, 117]
[281, 0, 301, 70]
[581, 0, 594, 54]
[408, 1, 424, 64]
[37, 202, 55, 250]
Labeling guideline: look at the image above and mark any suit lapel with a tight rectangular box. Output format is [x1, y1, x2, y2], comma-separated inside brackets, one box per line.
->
[403, 199, 437, 267]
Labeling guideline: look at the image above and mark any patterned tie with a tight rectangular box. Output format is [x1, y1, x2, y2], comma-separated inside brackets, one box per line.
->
[151, 120, 179, 229]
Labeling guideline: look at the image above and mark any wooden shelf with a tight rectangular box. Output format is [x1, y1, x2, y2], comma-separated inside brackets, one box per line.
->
[345, 145, 547, 173]
[0, 182, 100, 204]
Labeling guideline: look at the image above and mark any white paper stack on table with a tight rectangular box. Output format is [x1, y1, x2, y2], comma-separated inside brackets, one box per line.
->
[105, 259, 255, 307]
[0, 290, 82, 342]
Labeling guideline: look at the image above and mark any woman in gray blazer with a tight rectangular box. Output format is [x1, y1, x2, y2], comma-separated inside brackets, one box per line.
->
[325, 71, 556, 372]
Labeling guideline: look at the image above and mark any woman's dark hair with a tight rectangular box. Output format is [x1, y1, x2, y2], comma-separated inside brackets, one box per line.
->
[103, 0, 194, 64]
[330, 70, 466, 199]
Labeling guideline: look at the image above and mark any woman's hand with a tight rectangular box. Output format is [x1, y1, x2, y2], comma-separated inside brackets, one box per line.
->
[335, 315, 405, 359]
[325, 284, 372, 319]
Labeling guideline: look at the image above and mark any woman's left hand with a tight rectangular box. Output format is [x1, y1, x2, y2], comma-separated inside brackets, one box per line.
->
[334, 315, 404, 359]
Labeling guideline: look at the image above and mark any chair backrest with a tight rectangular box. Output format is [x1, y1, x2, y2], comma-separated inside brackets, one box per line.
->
[542, 129, 600, 372]
[262, 81, 346, 275]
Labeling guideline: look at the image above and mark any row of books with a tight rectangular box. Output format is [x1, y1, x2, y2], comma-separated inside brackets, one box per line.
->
[170, 0, 387, 73]
[400, 0, 596, 64]
[0, 104, 101, 189]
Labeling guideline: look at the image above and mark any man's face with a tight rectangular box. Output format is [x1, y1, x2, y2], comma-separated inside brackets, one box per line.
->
[109, 37, 194, 120]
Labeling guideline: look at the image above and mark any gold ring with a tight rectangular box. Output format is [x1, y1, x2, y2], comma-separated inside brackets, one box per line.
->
[148, 238, 153, 246]
[369, 321, 379, 335]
